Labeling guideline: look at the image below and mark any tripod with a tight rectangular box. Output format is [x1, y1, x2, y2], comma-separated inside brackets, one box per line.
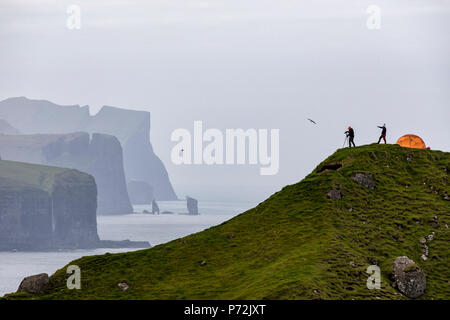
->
[343, 135, 349, 148]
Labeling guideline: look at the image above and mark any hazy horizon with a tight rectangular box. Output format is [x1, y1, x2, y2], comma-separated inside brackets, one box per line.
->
[1, 0, 449, 201]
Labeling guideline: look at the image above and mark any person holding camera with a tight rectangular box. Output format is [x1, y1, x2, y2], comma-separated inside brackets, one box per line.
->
[345, 126, 356, 148]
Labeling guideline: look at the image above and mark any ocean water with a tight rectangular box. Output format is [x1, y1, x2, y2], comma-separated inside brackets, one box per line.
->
[0, 200, 254, 297]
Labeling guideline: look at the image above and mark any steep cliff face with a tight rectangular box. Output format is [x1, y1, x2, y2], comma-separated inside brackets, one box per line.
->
[0, 132, 132, 215]
[0, 97, 177, 200]
[0, 179, 53, 250]
[84, 134, 132, 215]
[0, 160, 98, 250]
[51, 170, 99, 247]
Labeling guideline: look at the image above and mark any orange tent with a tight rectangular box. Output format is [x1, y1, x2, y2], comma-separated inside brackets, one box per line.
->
[396, 134, 426, 149]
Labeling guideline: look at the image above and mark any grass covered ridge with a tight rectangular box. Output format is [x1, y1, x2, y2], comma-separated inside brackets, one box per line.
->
[5, 144, 450, 300]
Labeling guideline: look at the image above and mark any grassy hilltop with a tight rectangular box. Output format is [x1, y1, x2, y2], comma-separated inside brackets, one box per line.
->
[6, 144, 450, 300]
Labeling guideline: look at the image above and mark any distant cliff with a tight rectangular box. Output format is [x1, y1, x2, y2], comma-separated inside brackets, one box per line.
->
[0, 97, 177, 200]
[0, 132, 133, 215]
[127, 180, 154, 205]
[0, 119, 20, 135]
[0, 160, 98, 250]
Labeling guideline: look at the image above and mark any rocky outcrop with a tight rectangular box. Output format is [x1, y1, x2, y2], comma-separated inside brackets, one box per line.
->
[186, 196, 199, 215]
[17, 273, 49, 294]
[317, 162, 342, 173]
[350, 172, 375, 189]
[0, 132, 133, 215]
[392, 256, 426, 298]
[327, 190, 342, 200]
[127, 180, 154, 205]
[0, 97, 177, 200]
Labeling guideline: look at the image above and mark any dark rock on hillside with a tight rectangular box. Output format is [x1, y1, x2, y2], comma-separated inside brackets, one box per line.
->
[186, 196, 199, 215]
[392, 256, 426, 298]
[0, 132, 132, 215]
[350, 172, 375, 189]
[17, 273, 49, 294]
[327, 190, 342, 200]
[318, 162, 342, 173]
[0, 97, 177, 200]
[127, 180, 154, 204]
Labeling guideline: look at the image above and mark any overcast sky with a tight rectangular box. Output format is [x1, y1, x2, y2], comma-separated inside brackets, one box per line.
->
[1, 0, 449, 201]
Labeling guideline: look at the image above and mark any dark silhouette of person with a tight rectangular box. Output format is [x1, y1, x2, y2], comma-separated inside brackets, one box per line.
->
[377, 124, 387, 144]
[345, 126, 356, 148]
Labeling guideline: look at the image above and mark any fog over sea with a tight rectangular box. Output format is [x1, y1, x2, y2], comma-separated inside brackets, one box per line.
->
[0, 200, 254, 297]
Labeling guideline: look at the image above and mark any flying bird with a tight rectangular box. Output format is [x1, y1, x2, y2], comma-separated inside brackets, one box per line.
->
[307, 118, 317, 125]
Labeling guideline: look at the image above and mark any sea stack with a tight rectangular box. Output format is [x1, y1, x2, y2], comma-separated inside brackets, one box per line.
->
[152, 199, 160, 214]
[186, 196, 199, 215]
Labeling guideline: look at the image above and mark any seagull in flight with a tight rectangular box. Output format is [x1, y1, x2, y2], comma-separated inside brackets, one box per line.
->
[307, 118, 317, 125]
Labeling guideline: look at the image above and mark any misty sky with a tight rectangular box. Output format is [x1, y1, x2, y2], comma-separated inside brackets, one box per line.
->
[1, 0, 449, 201]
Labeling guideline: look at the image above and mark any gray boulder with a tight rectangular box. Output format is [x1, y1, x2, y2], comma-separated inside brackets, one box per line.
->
[17, 273, 49, 294]
[350, 172, 375, 189]
[392, 256, 426, 298]
[327, 190, 342, 200]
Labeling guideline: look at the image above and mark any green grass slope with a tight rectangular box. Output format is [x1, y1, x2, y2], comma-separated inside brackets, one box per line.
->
[6, 144, 450, 300]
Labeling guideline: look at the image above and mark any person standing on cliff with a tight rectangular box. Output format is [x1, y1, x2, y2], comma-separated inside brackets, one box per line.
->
[377, 124, 387, 144]
[345, 126, 356, 148]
